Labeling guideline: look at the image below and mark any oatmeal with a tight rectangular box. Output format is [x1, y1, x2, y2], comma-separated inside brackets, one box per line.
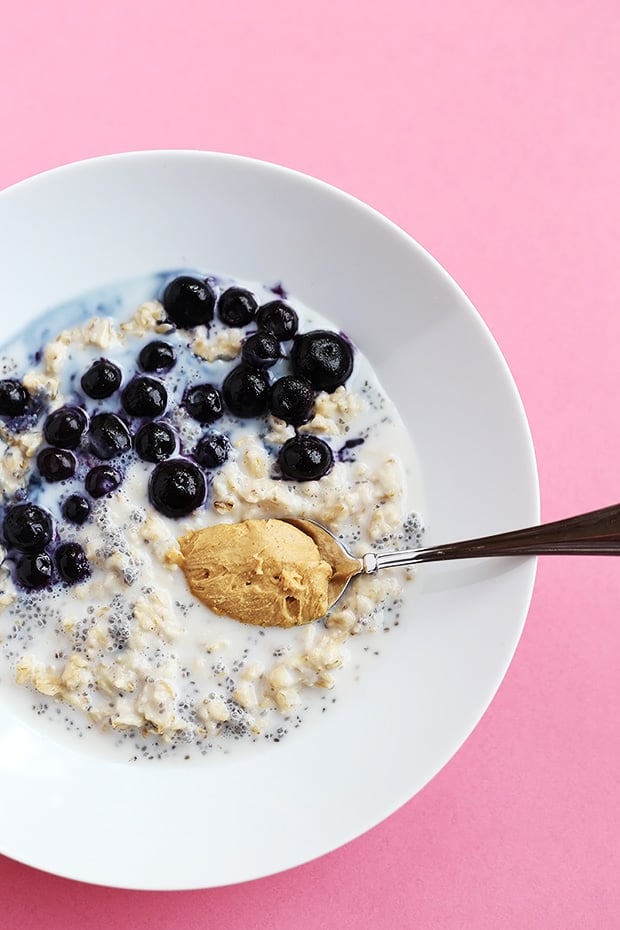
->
[0, 270, 423, 761]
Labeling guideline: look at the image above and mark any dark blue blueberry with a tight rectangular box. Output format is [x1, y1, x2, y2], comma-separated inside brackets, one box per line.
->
[37, 447, 76, 482]
[15, 551, 53, 589]
[194, 432, 231, 469]
[138, 340, 176, 373]
[162, 275, 215, 328]
[134, 421, 176, 463]
[241, 331, 281, 369]
[290, 330, 354, 392]
[80, 359, 122, 399]
[222, 365, 270, 418]
[217, 287, 258, 327]
[43, 405, 87, 449]
[278, 434, 334, 481]
[62, 494, 91, 525]
[3, 503, 53, 553]
[256, 300, 298, 340]
[184, 383, 224, 424]
[88, 413, 131, 460]
[55, 542, 91, 584]
[121, 376, 167, 418]
[0, 379, 29, 418]
[85, 464, 122, 498]
[148, 459, 206, 518]
[269, 376, 315, 425]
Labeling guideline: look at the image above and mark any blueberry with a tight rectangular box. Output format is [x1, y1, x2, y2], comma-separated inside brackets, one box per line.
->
[37, 447, 76, 482]
[269, 376, 315, 425]
[184, 383, 224, 424]
[134, 421, 176, 463]
[62, 494, 91, 525]
[3, 503, 53, 552]
[55, 542, 91, 584]
[241, 331, 281, 369]
[138, 340, 176, 373]
[85, 464, 122, 498]
[0, 379, 29, 418]
[217, 287, 258, 327]
[81, 359, 122, 399]
[15, 551, 53, 589]
[148, 459, 206, 518]
[43, 405, 87, 450]
[121, 376, 167, 418]
[88, 413, 131, 460]
[290, 330, 354, 392]
[162, 275, 215, 328]
[256, 300, 298, 340]
[194, 432, 231, 469]
[222, 365, 270, 418]
[278, 434, 334, 481]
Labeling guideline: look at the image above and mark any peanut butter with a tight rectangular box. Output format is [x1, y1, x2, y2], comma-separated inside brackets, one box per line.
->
[178, 519, 333, 627]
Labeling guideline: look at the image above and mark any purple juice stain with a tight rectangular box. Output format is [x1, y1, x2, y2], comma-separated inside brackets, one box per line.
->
[338, 437, 365, 462]
[270, 282, 288, 299]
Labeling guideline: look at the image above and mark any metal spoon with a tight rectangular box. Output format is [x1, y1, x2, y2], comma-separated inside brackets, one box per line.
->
[285, 502, 620, 619]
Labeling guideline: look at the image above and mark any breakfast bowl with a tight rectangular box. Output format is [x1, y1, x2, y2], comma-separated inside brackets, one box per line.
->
[0, 151, 538, 889]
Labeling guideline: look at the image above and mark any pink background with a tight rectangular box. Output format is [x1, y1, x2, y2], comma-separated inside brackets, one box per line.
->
[1, 1, 619, 926]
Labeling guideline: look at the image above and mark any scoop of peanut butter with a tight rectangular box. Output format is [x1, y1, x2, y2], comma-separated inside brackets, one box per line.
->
[178, 519, 333, 627]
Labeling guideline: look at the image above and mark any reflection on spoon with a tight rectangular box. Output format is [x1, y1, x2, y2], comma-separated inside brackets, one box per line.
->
[179, 503, 620, 627]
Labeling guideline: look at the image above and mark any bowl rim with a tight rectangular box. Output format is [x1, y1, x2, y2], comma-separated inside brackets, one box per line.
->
[0, 149, 540, 889]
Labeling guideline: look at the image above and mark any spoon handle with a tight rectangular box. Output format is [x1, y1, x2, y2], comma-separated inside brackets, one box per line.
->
[365, 503, 620, 571]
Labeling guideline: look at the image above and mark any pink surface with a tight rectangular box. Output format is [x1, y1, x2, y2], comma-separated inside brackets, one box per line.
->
[0, 1, 618, 926]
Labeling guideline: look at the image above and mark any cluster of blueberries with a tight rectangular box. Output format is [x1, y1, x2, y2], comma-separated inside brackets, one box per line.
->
[0, 275, 355, 589]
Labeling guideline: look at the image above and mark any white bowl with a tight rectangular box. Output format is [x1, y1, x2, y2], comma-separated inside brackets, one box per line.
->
[0, 151, 538, 889]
